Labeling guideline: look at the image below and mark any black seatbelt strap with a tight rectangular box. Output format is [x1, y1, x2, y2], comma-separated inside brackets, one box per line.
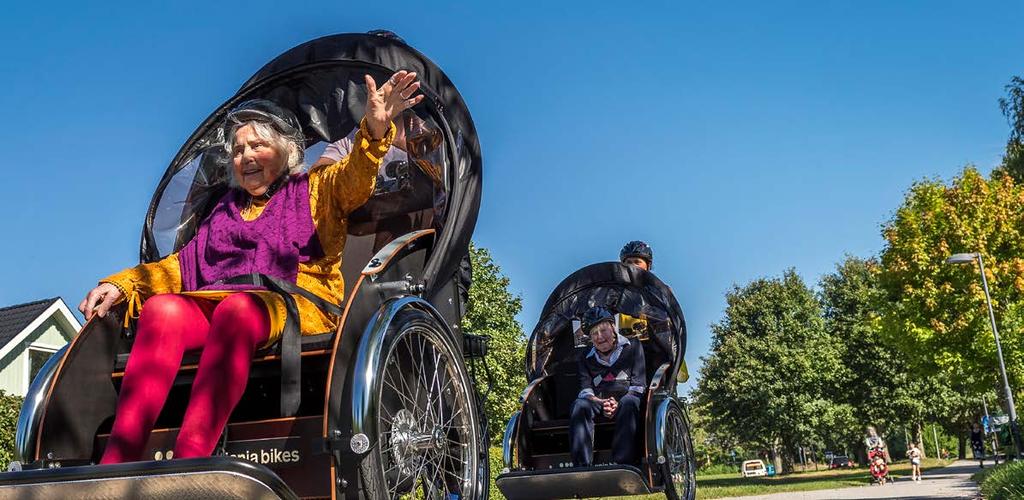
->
[218, 273, 343, 416]
[222, 273, 344, 316]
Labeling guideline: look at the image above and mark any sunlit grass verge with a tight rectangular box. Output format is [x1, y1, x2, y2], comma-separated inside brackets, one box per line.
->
[688, 459, 949, 499]
[973, 460, 1024, 500]
[486, 451, 951, 499]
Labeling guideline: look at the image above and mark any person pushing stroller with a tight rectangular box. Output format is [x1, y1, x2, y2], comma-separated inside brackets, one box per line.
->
[864, 426, 889, 485]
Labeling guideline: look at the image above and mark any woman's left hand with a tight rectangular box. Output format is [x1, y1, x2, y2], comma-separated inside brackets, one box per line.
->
[364, 70, 424, 140]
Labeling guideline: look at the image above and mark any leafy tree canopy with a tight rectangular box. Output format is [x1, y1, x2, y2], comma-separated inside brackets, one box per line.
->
[695, 269, 846, 470]
[460, 243, 528, 441]
[997, 76, 1024, 183]
[878, 167, 1024, 395]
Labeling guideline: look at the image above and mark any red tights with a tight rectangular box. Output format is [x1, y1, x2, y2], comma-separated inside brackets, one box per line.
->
[100, 293, 270, 464]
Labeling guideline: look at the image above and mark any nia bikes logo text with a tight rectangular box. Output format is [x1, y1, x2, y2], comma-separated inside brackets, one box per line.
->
[225, 438, 303, 465]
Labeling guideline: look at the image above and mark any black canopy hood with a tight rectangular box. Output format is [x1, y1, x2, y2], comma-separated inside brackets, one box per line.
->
[525, 262, 687, 383]
[139, 32, 482, 300]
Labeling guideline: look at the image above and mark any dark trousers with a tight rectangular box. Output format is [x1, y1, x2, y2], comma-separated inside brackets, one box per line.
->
[569, 393, 641, 466]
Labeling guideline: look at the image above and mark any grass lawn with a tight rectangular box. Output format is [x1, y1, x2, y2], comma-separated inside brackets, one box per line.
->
[487, 451, 952, 500]
[687, 458, 950, 499]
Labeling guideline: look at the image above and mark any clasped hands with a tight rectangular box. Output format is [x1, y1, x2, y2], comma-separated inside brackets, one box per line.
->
[593, 396, 619, 418]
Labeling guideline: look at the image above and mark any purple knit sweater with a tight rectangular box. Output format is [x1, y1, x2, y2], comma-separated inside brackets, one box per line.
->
[178, 173, 324, 291]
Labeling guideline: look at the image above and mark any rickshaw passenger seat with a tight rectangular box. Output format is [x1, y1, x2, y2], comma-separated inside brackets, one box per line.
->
[546, 346, 590, 420]
[112, 329, 336, 375]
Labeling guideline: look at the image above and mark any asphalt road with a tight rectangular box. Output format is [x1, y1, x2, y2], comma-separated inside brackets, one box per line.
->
[727, 460, 981, 500]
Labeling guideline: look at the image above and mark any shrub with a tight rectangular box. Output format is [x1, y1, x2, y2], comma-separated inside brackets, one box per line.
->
[697, 462, 739, 476]
[978, 460, 1024, 500]
[0, 390, 24, 467]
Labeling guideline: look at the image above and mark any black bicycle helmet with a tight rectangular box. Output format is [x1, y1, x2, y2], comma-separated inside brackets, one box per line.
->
[620, 240, 653, 268]
[227, 99, 304, 140]
[225, 99, 306, 164]
[580, 306, 616, 335]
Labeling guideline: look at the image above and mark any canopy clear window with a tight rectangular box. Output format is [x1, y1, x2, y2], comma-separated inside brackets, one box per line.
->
[149, 67, 451, 259]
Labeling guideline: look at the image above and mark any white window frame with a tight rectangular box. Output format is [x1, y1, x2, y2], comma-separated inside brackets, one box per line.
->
[24, 343, 60, 395]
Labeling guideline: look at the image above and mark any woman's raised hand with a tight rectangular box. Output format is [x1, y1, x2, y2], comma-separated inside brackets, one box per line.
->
[364, 70, 425, 140]
[79, 282, 124, 321]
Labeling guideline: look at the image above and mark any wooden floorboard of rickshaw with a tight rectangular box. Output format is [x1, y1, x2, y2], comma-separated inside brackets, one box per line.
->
[109, 349, 332, 379]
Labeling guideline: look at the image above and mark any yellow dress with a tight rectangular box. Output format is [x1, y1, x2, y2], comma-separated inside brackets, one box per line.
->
[102, 120, 394, 346]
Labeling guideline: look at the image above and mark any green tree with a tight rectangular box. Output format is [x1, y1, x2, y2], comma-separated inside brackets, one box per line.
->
[687, 397, 740, 469]
[818, 256, 931, 457]
[877, 167, 1024, 400]
[460, 243, 528, 441]
[997, 76, 1024, 183]
[695, 269, 846, 472]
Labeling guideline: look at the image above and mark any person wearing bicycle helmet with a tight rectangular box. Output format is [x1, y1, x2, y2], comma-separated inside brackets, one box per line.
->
[80, 71, 424, 464]
[620, 240, 653, 271]
[570, 306, 646, 466]
[618, 240, 654, 339]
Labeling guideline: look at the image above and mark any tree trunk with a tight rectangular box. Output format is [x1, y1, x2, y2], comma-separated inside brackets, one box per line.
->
[782, 445, 795, 474]
[916, 421, 926, 458]
[854, 444, 868, 466]
[772, 437, 785, 474]
[957, 429, 967, 459]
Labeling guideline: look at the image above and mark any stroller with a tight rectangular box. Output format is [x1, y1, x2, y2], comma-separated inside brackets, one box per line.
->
[868, 447, 889, 484]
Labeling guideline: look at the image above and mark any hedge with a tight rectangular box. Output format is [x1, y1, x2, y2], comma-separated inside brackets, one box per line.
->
[977, 460, 1024, 500]
[0, 390, 23, 467]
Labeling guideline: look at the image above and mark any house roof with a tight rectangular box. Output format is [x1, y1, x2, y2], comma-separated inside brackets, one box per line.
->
[0, 297, 62, 349]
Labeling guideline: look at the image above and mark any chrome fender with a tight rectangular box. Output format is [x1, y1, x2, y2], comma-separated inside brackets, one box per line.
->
[348, 296, 459, 455]
[647, 395, 678, 467]
[15, 344, 69, 463]
[501, 411, 520, 471]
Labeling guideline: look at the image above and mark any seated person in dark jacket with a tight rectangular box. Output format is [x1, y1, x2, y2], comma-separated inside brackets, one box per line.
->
[571, 306, 646, 466]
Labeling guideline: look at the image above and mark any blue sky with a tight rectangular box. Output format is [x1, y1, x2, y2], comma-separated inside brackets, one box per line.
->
[1, 1, 1021, 389]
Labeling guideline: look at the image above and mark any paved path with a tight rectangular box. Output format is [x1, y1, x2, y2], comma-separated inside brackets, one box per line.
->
[727, 460, 981, 499]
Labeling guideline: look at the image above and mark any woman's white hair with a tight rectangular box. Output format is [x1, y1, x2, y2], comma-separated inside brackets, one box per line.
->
[224, 120, 305, 183]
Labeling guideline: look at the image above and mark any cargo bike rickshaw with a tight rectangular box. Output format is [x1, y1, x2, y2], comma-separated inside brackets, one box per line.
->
[496, 263, 696, 500]
[2, 32, 489, 500]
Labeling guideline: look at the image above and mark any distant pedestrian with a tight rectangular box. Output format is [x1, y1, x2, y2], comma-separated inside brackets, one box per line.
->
[970, 423, 986, 468]
[907, 442, 923, 482]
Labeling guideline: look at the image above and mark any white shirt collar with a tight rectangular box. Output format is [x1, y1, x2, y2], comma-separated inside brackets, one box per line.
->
[587, 334, 630, 367]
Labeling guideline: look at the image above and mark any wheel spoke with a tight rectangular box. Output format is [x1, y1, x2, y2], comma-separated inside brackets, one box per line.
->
[440, 406, 466, 429]
[383, 376, 420, 410]
[408, 333, 425, 421]
[415, 335, 432, 421]
[385, 362, 420, 410]
[426, 449, 446, 497]
[423, 348, 443, 424]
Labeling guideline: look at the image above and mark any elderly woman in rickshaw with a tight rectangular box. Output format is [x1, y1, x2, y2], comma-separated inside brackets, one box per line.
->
[77, 71, 424, 464]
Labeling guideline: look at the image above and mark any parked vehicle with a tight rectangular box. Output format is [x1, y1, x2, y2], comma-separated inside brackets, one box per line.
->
[0, 31, 488, 499]
[496, 263, 697, 500]
[741, 460, 768, 478]
[829, 456, 853, 469]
